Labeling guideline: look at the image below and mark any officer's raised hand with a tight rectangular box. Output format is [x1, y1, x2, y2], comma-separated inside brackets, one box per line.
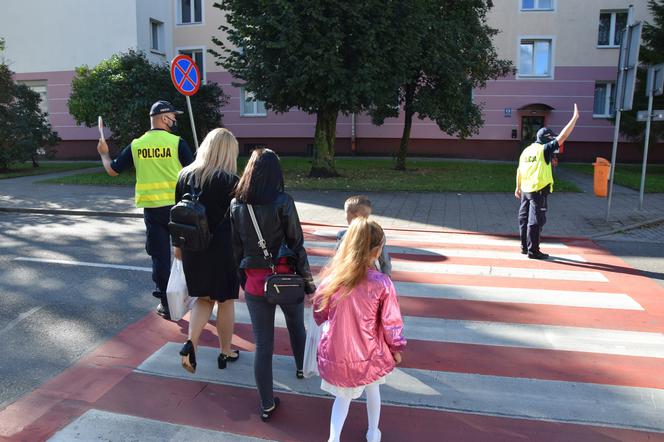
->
[97, 138, 109, 155]
[97, 138, 119, 176]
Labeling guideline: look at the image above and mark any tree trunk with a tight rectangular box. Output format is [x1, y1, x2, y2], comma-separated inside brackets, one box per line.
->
[310, 109, 339, 177]
[395, 84, 416, 171]
[31, 154, 40, 168]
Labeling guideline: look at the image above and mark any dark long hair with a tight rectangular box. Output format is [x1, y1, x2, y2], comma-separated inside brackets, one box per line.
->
[234, 148, 285, 204]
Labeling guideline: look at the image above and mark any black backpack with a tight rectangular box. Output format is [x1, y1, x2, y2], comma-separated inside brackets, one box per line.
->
[169, 175, 211, 252]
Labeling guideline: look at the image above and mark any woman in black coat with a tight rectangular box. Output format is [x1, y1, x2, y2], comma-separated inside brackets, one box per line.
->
[230, 148, 315, 422]
[174, 128, 240, 373]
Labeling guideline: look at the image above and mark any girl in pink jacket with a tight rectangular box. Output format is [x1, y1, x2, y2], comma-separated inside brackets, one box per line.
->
[314, 218, 406, 442]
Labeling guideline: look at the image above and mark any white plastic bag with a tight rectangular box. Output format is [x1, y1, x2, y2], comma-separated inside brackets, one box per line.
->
[166, 259, 193, 321]
[303, 307, 323, 378]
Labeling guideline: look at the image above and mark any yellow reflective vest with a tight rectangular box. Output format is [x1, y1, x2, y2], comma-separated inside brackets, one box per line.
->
[518, 142, 554, 193]
[130, 130, 182, 208]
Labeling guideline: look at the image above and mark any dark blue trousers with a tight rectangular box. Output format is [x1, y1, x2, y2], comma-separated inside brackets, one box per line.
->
[518, 187, 549, 254]
[143, 206, 172, 300]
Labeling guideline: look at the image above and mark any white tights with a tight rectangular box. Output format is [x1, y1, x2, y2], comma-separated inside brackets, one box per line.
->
[327, 383, 381, 442]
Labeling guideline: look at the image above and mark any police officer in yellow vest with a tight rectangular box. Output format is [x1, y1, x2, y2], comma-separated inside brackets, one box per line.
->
[97, 101, 194, 319]
[515, 104, 579, 260]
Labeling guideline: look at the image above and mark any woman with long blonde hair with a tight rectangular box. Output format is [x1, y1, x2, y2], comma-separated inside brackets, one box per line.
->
[313, 218, 406, 442]
[174, 128, 241, 373]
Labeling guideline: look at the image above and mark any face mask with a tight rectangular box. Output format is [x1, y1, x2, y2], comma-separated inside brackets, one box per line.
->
[166, 117, 178, 133]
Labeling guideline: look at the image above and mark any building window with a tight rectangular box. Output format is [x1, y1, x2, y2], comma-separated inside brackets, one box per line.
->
[593, 82, 615, 117]
[519, 39, 552, 77]
[150, 19, 164, 52]
[178, 48, 205, 82]
[178, 0, 203, 25]
[598, 11, 628, 47]
[240, 88, 267, 116]
[521, 0, 553, 11]
[17, 80, 48, 114]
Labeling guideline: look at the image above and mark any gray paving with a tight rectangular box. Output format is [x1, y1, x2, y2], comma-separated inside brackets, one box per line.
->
[2, 165, 664, 241]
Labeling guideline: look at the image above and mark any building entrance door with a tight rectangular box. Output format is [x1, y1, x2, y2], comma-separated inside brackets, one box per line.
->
[521, 116, 545, 146]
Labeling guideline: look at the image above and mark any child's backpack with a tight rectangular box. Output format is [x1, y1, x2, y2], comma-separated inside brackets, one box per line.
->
[169, 175, 211, 251]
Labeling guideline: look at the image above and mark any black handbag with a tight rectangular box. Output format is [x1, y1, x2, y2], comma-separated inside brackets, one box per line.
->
[247, 204, 305, 305]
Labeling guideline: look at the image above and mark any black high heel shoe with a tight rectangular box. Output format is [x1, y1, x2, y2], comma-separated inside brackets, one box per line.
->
[217, 350, 240, 369]
[260, 397, 280, 422]
[296, 369, 304, 379]
[179, 340, 197, 374]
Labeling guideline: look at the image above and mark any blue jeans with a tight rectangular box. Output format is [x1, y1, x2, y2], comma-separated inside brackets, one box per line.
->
[143, 206, 172, 298]
[245, 293, 305, 409]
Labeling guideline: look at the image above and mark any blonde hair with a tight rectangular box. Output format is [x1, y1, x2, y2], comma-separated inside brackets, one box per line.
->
[315, 217, 385, 311]
[180, 128, 239, 187]
[344, 195, 372, 217]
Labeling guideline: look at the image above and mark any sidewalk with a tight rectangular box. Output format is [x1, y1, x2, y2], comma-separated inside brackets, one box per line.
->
[1, 166, 664, 241]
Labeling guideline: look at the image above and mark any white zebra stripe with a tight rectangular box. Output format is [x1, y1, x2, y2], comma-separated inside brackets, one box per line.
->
[48, 409, 275, 442]
[310, 229, 569, 248]
[306, 255, 607, 282]
[391, 282, 643, 310]
[304, 240, 586, 262]
[228, 305, 664, 358]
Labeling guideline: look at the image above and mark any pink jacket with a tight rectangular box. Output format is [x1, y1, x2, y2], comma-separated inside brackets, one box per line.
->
[314, 270, 407, 387]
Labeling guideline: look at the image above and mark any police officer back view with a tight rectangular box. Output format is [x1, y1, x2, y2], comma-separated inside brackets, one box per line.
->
[97, 100, 194, 319]
[515, 104, 579, 260]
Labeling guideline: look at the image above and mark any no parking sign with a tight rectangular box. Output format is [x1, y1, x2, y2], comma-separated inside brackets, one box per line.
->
[170, 55, 201, 96]
[170, 55, 201, 149]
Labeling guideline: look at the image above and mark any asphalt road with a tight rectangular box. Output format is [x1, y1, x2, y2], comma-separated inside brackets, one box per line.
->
[1, 211, 662, 411]
[0, 213, 156, 409]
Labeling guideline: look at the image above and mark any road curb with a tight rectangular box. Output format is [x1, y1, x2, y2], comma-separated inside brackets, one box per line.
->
[0, 207, 142, 219]
[589, 216, 664, 239]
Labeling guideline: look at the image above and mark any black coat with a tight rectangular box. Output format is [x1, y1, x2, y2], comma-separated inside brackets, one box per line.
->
[230, 192, 315, 294]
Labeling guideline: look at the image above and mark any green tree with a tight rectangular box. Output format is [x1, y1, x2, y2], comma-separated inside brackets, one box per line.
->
[0, 55, 60, 171]
[620, 0, 664, 145]
[210, 1, 398, 177]
[370, 0, 512, 170]
[68, 50, 228, 151]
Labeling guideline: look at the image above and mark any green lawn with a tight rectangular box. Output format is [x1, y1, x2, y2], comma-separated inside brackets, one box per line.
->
[0, 161, 100, 179]
[563, 163, 664, 193]
[40, 157, 581, 192]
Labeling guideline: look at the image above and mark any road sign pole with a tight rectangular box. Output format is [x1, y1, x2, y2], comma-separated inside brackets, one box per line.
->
[639, 91, 654, 210]
[185, 95, 199, 151]
[606, 109, 621, 221]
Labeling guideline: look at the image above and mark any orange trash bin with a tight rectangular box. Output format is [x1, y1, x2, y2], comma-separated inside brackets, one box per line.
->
[592, 157, 610, 197]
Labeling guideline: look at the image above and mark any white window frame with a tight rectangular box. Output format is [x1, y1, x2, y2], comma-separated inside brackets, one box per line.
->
[520, 0, 555, 12]
[17, 80, 48, 114]
[240, 87, 267, 117]
[176, 0, 204, 26]
[176, 46, 206, 83]
[597, 10, 628, 48]
[150, 19, 165, 54]
[517, 36, 555, 79]
[593, 81, 615, 118]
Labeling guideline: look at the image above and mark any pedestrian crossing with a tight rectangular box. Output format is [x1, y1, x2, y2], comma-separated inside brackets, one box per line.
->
[11, 224, 664, 441]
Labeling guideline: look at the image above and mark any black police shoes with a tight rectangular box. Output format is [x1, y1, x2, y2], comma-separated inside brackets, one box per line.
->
[528, 251, 550, 260]
[156, 302, 171, 320]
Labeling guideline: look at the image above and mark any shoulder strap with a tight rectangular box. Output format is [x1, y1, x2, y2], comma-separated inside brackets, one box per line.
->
[187, 173, 202, 201]
[247, 204, 276, 274]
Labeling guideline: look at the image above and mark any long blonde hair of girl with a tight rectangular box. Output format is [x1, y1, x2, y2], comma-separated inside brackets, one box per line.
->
[180, 128, 239, 187]
[315, 217, 385, 311]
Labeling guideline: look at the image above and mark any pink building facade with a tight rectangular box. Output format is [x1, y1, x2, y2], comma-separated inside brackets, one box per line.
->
[3, 0, 661, 162]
